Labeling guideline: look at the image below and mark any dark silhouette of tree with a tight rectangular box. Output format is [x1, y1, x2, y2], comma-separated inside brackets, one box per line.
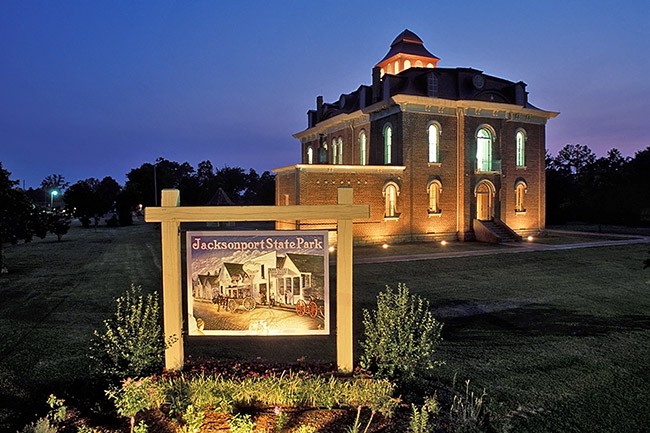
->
[547, 144, 650, 226]
[243, 169, 276, 204]
[48, 210, 71, 241]
[123, 158, 195, 208]
[40, 174, 70, 193]
[65, 177, 122, 228]
[0, 163, 37, 272]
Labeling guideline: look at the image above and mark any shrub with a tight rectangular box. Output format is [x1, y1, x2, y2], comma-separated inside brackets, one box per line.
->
[106, 377, 163, 433]
[229, 413, 255, 433]
[89, 284, 169, 381]
[360, 283, 443, 386]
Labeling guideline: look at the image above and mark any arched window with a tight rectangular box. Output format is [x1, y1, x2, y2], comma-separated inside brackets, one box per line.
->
[428, 123, 440, 163]
[383, 182, 399, 218]
[383, 124, 392, 164]
[516, 130, 526, 167]
[427, 180, 442, 214]
[476, 127, 493, 171]
[415, 60, 423, 67]
[359, 131, 367, 165]
[394, 61, 400, 74]
[404, 59, 411, 70]
[337, 137, 343, 164]
[306, 146, 313, 164]
[515, 181, 527, 212]
[332, 140, 338, 165]
[319, 141, 328, 163]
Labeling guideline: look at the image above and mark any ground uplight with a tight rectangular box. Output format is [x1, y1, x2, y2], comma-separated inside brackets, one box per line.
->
[382, 243, 389, 249]
[527, 235, 534, 242]
[328, 246, 335, 253]
[441, 240, 447, 246]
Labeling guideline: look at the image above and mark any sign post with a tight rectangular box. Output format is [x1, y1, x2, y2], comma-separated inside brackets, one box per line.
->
[146, 187, 368, 372]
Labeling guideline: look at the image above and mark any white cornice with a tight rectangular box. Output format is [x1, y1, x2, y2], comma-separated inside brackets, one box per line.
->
[273, 164, 406, 174]
[363, 94, 559, 123]
[293, 112, 370, 142]
[294, 94, 559, 141]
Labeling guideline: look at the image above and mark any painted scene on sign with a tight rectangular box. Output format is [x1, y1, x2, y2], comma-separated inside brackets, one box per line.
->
[186, 231, 329, 336]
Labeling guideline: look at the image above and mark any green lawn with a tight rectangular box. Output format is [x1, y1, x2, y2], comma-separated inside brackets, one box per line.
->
[1, 223, 649, 432]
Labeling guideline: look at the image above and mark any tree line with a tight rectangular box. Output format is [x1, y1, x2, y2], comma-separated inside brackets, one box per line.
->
[3, 146, 649, 271]
[0, 158, 275, 272]
[546, 144, 650, 226]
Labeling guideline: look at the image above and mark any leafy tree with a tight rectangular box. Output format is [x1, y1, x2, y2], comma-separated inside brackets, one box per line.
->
[550, 144, 596, 175]
[0, 163, 36, 272]
[64, 177, 122, 228]
[40, 174, 70, 194]
[243, 169, 276, 204]
[48, 210, 71, 241]
[123, 158, 195, 208]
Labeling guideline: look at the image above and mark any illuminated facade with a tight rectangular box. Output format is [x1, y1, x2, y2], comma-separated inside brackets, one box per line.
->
[274, 30, 558, 244]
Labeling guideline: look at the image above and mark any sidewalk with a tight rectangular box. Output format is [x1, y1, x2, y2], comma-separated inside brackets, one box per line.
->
[353, 231, 650, 265]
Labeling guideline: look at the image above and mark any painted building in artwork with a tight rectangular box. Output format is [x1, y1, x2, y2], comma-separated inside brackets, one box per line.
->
[274, 30, 558, 244]
[193, 251, 324, 307]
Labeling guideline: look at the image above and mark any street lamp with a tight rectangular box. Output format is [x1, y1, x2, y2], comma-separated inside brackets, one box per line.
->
[50, 190, 58, 208]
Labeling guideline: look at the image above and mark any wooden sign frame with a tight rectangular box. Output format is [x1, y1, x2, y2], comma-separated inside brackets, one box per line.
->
[145, 187, 369, 372]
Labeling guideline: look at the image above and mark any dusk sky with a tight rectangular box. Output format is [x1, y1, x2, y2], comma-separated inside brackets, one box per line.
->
[2, 1, 648, 189]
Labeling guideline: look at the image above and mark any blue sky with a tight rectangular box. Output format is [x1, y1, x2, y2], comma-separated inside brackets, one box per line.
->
[1, 0, 648, 188]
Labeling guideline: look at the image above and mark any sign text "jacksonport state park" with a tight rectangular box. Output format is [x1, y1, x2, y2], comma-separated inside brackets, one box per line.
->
[191, 236, 324, 252]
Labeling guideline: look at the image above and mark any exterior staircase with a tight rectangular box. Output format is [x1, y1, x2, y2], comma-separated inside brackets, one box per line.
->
[474, 219, 522, 243]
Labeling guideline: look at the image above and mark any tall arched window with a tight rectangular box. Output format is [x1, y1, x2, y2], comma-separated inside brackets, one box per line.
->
[428, 123, 440, 163]
[427, 180, 442, 214]
[404, 59, 411, 70]
[332, 140, 338, 165]
[359, 131, 367, 165]
[306, 146, 313, 164]
[383, 124, 392, 164]
[319, 142, 328, 163]
[383, 182, 399, 218]
[476, 127, 493, 171]
[337, 137, 343, 164]
[515, 181, 527, 212]
[516, 130, 526, 167]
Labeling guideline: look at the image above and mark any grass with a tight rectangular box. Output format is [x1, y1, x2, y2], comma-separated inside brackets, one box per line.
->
[1, 223, 649, 432]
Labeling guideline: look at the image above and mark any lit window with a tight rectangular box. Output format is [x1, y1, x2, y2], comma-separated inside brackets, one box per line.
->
[359, 131, 367, 165]
[383, 182, 399, 218]
[415, 60, 423, 67]
[332, 140, 338, 165]
[476, 127, 493, 171]
[307, 146, 313, 164]
[427, 63, 434, 68]
[337, 137, 343, 164]
[320, 141, 328, 163]
[515, 181, 527, 212]
[428, 180, 442, 214]
[516, 130, 526, 167]
[383, 124, 392, 164]
[404, 59, 411, 70]
[428, 123, 440, 163]
[394, 61, 400, 74]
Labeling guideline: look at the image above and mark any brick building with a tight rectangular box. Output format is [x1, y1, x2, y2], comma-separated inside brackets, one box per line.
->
[274, 30, 558, 244]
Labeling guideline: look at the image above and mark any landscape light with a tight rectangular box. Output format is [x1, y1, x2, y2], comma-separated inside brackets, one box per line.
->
[441, 240, 447, 246]
[382, 243, 389, 249]
[527, 235, 534, 242]
[328, 246, 335, 253]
